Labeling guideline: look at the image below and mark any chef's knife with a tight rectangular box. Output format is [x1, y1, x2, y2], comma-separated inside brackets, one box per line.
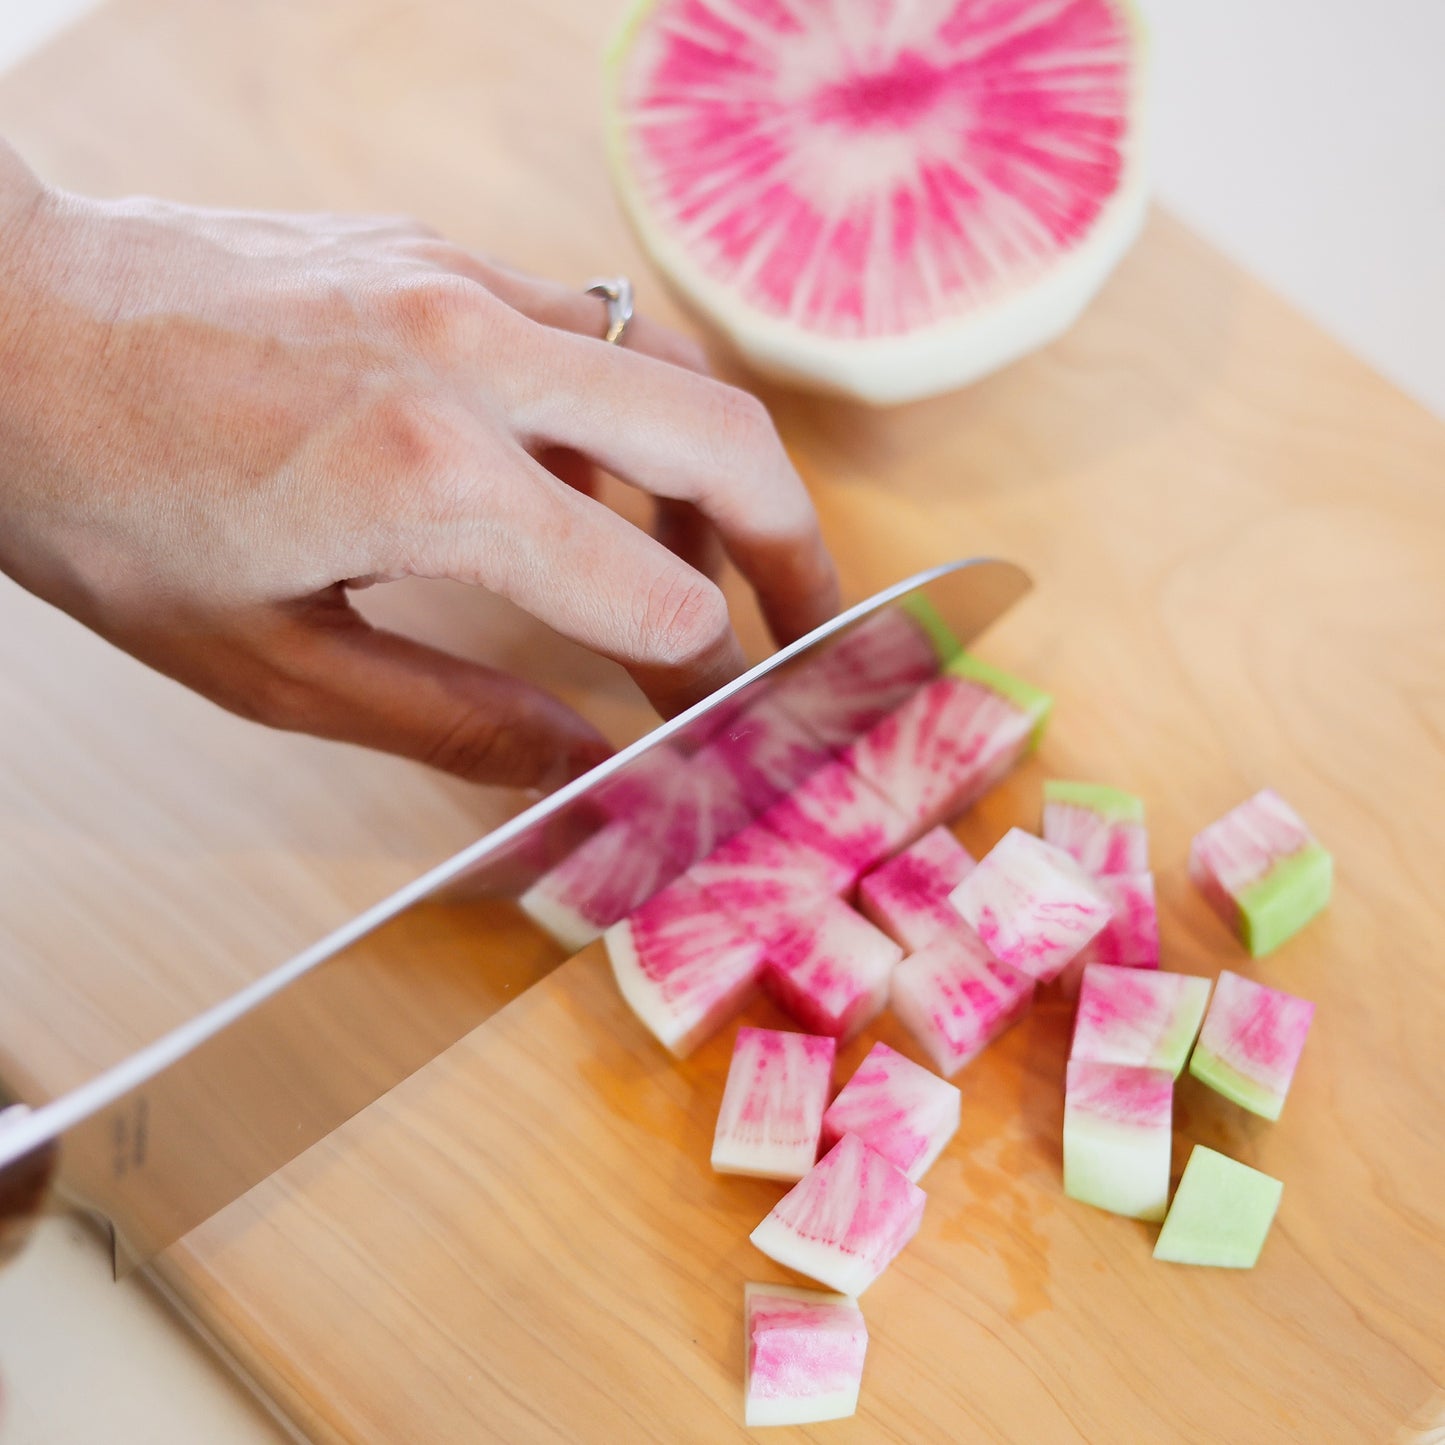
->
[0, 558, 1030, 1277]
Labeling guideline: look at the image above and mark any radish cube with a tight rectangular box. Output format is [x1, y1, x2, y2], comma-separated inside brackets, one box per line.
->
[1189, 789, 1333, 956]
[1042, 780, 1148, 875]
[744, 1282, 867, 1427]
[712, 1028, 836, 1182]
[1189, 970, 1315, 1121]
[1063, 1060, 1173, 1222]
[948, 829, 1112, 982]
[820, 1042, 961, 1182]
[750, 1133, 926, 1296]
[890, 928, 1034, 1077]
[1075, 873, 1160, 969]
[760, 760, 914, 891]
[838, 669, 1038, 841]
[1071, 965, 1211, 1078]
[604, 879, 766, 1057]
[763, 901, 904, 1040]
[1153, 1146, 1283, 1268]
[697, 697, 836, 814]
[856, 826, 977, 951]
[688, 822, 846, 944]
[519, 818, 677, 953]
[770, 601, 955, 752]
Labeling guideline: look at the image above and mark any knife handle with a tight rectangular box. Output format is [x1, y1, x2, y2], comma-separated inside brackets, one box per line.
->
[0, 1106, 57, 1268]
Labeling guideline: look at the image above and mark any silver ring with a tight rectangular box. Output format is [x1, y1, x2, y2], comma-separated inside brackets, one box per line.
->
[584, 275, 634, 345]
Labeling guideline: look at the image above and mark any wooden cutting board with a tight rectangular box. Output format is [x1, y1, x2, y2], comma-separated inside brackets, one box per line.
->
[2, 2, 1443, 1440]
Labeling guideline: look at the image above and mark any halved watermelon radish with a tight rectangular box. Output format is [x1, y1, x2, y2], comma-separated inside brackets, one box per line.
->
[604, 878, 767, 1055]
[713, 1027, 836, 1181]
[1188, 970, 1315, 1121]
[856, 826, 976, 951]
[605, 0, 1149, 403]
[750, 1132, 926, 1296]
[820, 1041, 961, 1182]
[744, 1282, 868, 1426]
[763, 899, 905, 1039]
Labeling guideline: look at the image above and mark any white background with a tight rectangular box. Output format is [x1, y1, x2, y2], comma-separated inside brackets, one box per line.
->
[0, 1, 1440, 1443]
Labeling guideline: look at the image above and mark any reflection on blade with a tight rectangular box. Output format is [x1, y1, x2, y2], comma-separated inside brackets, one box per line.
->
[0, 557, 1030, 1275]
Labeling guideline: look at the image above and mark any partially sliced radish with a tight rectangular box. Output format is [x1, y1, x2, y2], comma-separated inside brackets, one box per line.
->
[1043, 780, 1149, 875]
[820, 1042, 960, 1183]
[857, 826, 976, 952]
[744, 1282, 868, 1427]
[948, 828, 1112, 982]
[604, 878, 766, 1056]
[697, 696, 836, 814]
[763, 900, 904, 1040]
[713, 1028, 836, 1182]
[1153, 1146, 1283, 1269]
[1188, 970, 1314, 1121]
[1070, 964, 1210, 1078]
[890, 927, 1034, 1077]
[689, 821, 846, 942]
[750, 1133, 926, 1296]
[1063, 1059, 1172, 1222]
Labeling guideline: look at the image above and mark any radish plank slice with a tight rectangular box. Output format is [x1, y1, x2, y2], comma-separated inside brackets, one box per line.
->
[1043, 780, 1149, 875]
[768, 603, 954, 753]
[820, 1042, 961, 1182]
[713, 1028, 836, 1182]
[1188, 789, 1333, 956]
[1070, 964, 1211, 1078]
[1153, 1146, 1283, 1269]
[744, 1282, 868, 1427]
[891, 927, 1034, 1077]
[760, 759, 914, 891]
[606, 0, 1148, 403]
[1189, 970, 1315, 1121]
[839, 668, 1039, 843]
[696, 696, 836, 814]
[763, 901, 904, 1040]
[750, 1133, 926, 1296]
[1063, 1059, 1172, 1222]
[857, 826, 977, 951]
[948, 829, 1112, 982]
[604, 878, 766, 1057]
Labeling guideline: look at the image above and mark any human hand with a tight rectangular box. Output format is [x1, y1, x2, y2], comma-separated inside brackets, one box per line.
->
[0, 146, 839, 789]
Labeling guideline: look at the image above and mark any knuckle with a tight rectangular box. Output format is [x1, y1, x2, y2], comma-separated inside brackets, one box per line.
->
[418, 708, 508, 782]
[638, 570, 731, 667]
[360, 391, 451, 483]
[712, 384, 775, 455]
[383, 274, 486, 356]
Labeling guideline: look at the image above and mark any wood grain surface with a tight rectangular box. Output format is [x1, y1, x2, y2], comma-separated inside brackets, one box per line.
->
[2, 1, 1443, 1440]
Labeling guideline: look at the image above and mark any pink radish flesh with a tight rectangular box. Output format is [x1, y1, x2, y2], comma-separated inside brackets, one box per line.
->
[857, 826, 976, 951]
[713, 1028, 836, 1181]
[1070, 964, 1211, 1077]
[948, 828, 1112, 982]
[1042, 781, 1149, 875]
[696, 696, 836, 814]
[890, 927, 1034, 1077]
[763, 900, 904, 1040]
[604, 878, 766, 1056]
[750, 1133, 926, 1296]
[1189, 970, 1315, 1121]
[744, 1282, 867, 1427]
[820, 1042, 961, 1182]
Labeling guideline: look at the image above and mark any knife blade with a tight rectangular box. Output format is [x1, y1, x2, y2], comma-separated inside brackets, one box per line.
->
[0, 557, 1030, 1276]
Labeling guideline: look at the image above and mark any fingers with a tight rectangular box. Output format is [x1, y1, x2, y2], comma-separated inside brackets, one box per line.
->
[499, 333, 841, 647]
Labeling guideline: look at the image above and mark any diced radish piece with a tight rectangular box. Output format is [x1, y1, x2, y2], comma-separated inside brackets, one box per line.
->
[1153, 1146, 1283, 1269]
[696, 696, 836, 814]
[857, 827, 977, 951]
[744, 1282, 868, 1427]
[948, 829, 1112, 983]
[890, 928, 1034, 1077]
[1063, 1060, 1172, 1222]
[763, 901, 904, 1040]
[604, 879, 766, 1057]
[769, 602, 954, 752]
[519, 818, 678, 952]
[820, 1042, 961, 1182]
[1070, 965, 1211, 1078]
[750, 1133, 926, 1296]
[1188, 970, 1315, 1121]
[712, 1028, 836, 1182]
[838, 665, 1041, 841]
[689, 822, 846, 944]
[1076, 873, 1160, 969]
[761, 760, 913, 891]
[1042, 780, 1149, 875]
[1189, 789, 1333, 956]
